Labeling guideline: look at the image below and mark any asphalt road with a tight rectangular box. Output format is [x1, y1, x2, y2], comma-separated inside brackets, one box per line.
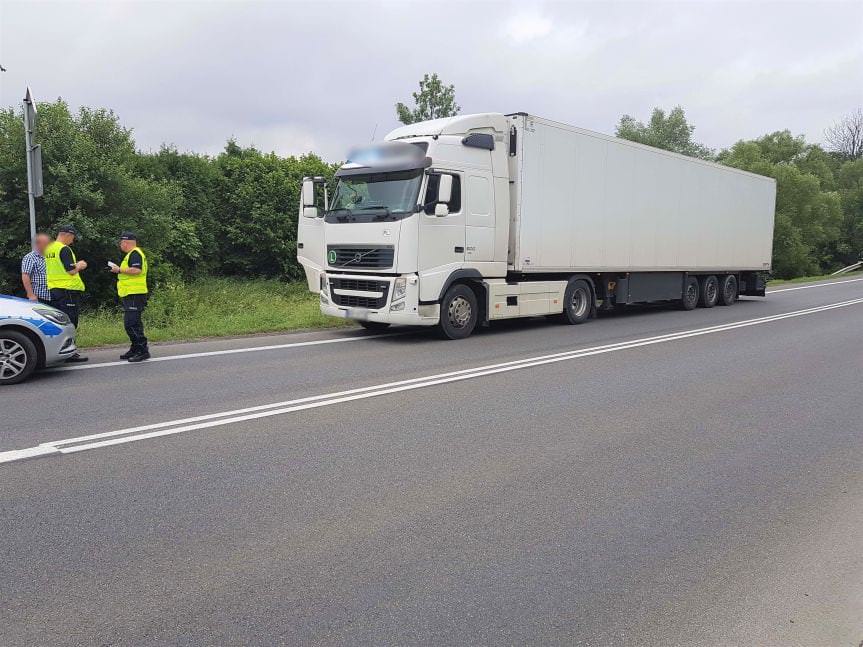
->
[1, 277, 862, 646]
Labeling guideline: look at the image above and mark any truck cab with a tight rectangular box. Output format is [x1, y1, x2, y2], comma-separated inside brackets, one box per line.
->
[298, 113, 512, 337]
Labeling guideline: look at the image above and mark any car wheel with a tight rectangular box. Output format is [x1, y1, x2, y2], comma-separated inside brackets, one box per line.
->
[700, 275, 719, 308]
[0, 330, 38, 385]
[561, 279, 593, 325]
[359, 321, 391, 332]
[718, 275, 738, 306]
[437, 284, 478, 339]
[679, 277, 699, 310]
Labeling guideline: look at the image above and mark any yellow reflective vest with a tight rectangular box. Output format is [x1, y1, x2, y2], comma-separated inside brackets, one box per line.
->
[44, 240, 85, 291]
[117, 247, 148, 297]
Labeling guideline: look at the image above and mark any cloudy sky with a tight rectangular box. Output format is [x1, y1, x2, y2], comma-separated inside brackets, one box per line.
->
[1, 0, 861, 161]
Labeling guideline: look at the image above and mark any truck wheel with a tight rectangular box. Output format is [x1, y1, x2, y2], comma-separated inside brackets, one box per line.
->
[679, 277, 699, 310]
[718, 275, 738, 306]
[438, 284, 478, 340]
[359, 321, 391, 332]
[0, 330, 38, 386]
[700, 275, 719, 308]
[562, 279, 593, 325]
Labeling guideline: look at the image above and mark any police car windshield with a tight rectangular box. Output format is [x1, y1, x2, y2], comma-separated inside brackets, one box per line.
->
[329, 170, 422, 215]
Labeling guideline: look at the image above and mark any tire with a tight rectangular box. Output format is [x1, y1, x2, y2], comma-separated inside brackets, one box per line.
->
[679, 277, 699, 310]
[700, 275, 719, 308]
[718, 275, 738, 306]
[561, 279, 593, 325]
[0, 330, 38, 386]
[437, 283, 478, 340]
[358, 321, 390, 332]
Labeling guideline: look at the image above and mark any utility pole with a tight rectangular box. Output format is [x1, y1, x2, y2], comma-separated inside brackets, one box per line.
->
[23, 86, 43, 249]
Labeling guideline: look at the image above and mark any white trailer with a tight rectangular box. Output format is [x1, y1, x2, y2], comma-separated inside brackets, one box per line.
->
[298, 113, 776, 339]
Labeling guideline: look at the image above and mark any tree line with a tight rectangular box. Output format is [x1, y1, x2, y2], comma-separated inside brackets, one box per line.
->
[0, 87, 860, 306]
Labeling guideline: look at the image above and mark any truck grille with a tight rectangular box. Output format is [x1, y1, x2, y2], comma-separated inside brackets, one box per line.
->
[329, 277, 389, 310]
[327, 245, 394, 269]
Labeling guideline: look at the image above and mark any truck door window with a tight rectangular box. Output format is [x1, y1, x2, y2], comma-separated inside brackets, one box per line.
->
[424, 173, 461, 214]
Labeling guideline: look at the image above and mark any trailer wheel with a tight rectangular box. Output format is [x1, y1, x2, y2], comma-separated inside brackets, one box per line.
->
[359, 321, 391, 332]
[562, 279, 593, 325]
[700, 275, 719, 308]
[718, 275, 738, 306]
[437, 284, 478, 340]
[0, 330, 38, 385]
[680, 277, 699, 310]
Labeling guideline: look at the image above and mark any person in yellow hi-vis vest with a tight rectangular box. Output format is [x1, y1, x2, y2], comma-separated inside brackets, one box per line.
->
[45, 224, 89, 363]
[109, 232, 150, 362]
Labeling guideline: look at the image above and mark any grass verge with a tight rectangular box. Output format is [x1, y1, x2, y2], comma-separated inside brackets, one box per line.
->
[77, 278, 349, 348]
[767, 270, 862, 287]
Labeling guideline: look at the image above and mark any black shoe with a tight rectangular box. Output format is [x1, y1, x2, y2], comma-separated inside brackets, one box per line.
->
[119, 347, 136, 360]
[65, 354, 89, 364]
[127, 350, 150, 363]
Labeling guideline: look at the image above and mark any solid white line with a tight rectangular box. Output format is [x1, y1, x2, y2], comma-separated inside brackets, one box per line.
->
[44, 276, 861, 374]
[51, 330, 404, 372]
[4, 296, 861, 464]
[768, 277, 863, 293]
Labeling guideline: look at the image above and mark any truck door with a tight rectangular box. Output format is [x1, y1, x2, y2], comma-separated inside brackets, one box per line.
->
[465, 170, 495, 262]
[419, 171, 465, 298]
[296, 199, 325, 293]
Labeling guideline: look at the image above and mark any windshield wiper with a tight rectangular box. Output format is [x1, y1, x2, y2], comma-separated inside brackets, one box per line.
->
[326, 207, 354, 222]
[358, 205, 394, 221]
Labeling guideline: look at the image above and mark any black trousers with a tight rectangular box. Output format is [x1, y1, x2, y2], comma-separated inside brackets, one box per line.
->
[121, 294, 149, 349]
[49, 289, 82, 328]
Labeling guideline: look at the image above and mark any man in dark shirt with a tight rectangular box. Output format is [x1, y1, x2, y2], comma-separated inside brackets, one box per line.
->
[109, 232, 150, 362]
[44, 225, 88, 362]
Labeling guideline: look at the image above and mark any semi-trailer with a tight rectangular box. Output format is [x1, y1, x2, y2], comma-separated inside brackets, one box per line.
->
[297, 112, 776, 339]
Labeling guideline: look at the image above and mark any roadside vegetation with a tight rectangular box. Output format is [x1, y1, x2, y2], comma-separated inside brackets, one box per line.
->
[76, 278, 348, 347]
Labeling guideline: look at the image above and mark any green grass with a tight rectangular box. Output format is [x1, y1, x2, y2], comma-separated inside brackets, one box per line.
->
[77, 277, 350, 348]
[767, 269, 862, 287]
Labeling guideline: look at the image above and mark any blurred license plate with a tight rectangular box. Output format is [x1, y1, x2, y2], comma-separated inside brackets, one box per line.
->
[345, 308, 368, 320]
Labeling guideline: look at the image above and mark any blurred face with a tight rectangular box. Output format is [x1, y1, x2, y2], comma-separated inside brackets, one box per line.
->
[34, 234, 51, 254]
[119, 239, 136, 253]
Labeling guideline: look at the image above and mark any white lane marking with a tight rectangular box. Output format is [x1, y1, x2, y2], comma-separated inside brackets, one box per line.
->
[768, 277, 863, 293]
[46, 277, 860, 373]
[51, 331, 404, 372]
[4, 296, 862, 464]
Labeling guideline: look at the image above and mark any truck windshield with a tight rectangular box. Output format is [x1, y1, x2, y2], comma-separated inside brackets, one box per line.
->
[329, 170, 422, 215]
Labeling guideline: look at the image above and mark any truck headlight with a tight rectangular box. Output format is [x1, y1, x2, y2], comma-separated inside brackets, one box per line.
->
[390, 301, 405, 312]
[320, 273, 329, 295]
[33, 306, 70, 326]
[393, 277, 407, 301]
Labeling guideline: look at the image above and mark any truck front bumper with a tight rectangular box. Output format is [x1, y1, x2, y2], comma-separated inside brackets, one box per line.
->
[320, 273, 439, 327]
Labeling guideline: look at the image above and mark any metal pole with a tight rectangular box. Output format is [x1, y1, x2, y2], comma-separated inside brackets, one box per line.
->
[23, 93, 37, 250]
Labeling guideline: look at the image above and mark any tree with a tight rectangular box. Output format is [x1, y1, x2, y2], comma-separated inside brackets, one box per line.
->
[395, 73, 460, 125]
[824, 109, 863, 160]
[615, 106, 714, 160]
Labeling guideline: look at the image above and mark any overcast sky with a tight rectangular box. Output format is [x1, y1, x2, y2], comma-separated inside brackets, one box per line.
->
[1, 0, 861, 161]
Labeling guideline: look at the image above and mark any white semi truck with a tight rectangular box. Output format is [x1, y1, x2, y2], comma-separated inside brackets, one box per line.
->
[297, 113, 776, 339]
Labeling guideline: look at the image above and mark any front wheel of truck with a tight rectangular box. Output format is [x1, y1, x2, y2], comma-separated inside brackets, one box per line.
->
[437, 284, 478, 340]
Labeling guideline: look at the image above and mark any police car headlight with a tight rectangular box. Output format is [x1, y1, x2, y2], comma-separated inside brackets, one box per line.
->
[393, 277, 407, 301]
[33, 306, 70, 326]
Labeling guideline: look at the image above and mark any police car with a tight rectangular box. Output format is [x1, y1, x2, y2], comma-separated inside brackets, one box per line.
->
[0, 295, 78, 385]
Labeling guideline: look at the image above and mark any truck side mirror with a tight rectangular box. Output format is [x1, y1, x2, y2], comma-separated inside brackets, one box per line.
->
[434, 203, 450, 217]
[301, 178, 318, 218]
[438, 173, 453, 204]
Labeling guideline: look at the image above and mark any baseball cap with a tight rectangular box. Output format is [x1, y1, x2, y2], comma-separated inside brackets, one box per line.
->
[119, 231, 138, 241]
[57, 224, 78, 236]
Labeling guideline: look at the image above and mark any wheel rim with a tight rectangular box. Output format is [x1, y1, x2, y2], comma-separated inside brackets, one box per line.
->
[571, 288, 588, 318]
[687, 283, 698, 304]
[706, 280, 717, 303]
[447, 296, 473, 329]
[724, 279, 736, 302]
[0, 338, 28, 380]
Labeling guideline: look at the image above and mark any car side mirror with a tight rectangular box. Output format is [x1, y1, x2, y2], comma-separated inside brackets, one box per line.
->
[434, 203, 450, 217]
[438, 174, 453, 204]
[302, 178, 316, 207]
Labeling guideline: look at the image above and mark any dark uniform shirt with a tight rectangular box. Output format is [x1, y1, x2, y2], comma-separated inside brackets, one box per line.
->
[125, 249, 143, 270]
[58, 246, 77, 271]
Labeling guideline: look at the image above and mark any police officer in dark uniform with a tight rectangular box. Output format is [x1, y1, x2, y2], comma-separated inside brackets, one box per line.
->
[109, 231, 150, 362]
[44, 225, 88, 363]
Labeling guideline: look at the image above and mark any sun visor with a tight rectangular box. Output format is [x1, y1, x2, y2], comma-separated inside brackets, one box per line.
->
[336, 141, 431, 177]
